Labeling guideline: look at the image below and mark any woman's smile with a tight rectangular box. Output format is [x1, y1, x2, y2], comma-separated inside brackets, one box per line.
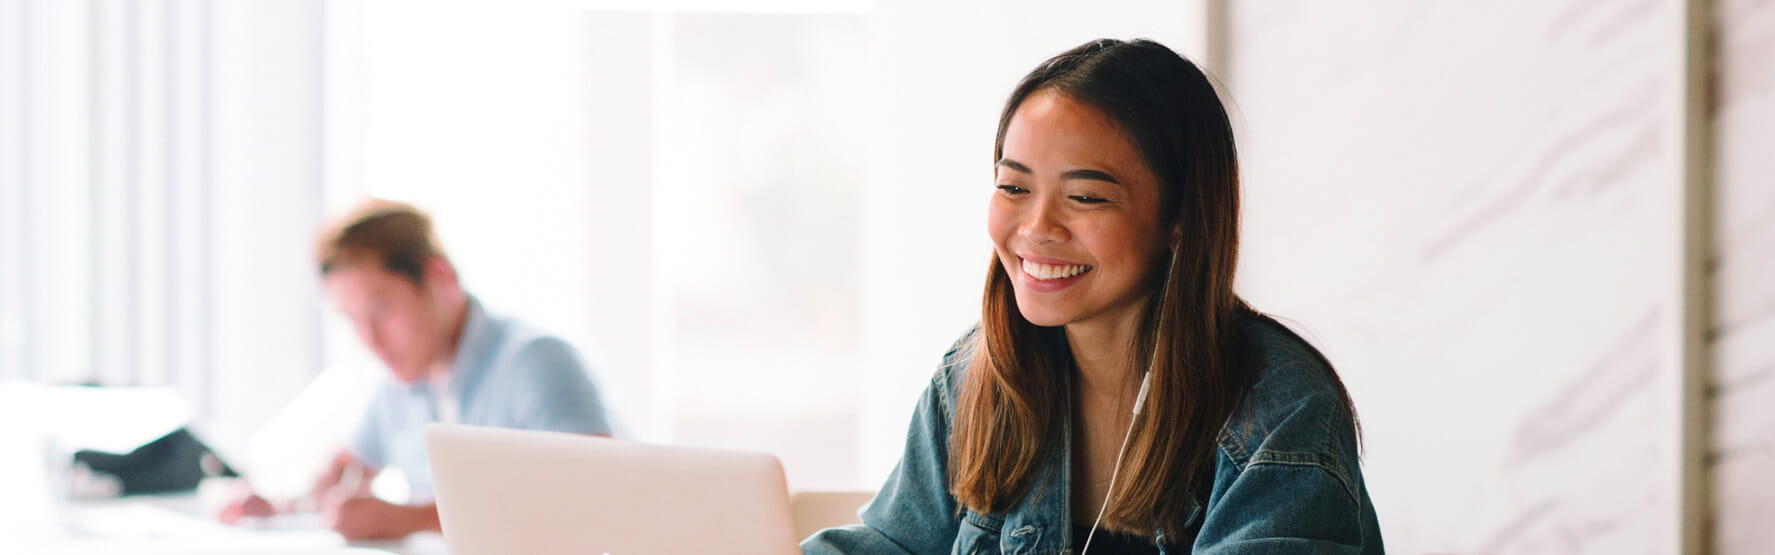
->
[1018, 255, 1094, 292]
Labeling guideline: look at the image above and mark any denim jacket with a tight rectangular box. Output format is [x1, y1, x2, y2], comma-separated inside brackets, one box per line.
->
[803, 314, 1384, 554]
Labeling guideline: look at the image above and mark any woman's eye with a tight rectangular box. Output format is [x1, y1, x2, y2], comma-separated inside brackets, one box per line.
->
[1069, 195, 1109, 204]
[997, 184, 1028, 195]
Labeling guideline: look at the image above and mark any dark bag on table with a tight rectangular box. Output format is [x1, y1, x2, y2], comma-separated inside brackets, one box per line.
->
[72, 427, 238, 495]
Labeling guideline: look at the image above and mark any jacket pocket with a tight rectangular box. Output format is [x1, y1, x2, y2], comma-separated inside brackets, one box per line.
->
[953, 511, 1003, 555]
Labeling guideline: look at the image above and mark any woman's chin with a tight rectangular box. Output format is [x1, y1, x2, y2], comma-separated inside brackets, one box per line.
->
[1014, 302, 1076, 328]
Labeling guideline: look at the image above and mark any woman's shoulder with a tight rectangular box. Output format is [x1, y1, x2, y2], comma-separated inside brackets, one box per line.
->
[1220, 312, 1361, 477]
[1236, 313, 1344, 397]
[929, 324, 982, 407]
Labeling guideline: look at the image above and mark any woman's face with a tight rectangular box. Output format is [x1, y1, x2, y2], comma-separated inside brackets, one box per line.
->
[989, 89, 1169, 329]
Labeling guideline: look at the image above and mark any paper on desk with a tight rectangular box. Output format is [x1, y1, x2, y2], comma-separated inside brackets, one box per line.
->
[237, 363, 381, 499]
[0, 382, 193, 454]
[0, 413, 57, 542]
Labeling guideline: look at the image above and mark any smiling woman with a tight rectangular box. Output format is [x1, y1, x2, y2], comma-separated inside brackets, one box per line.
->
[988, 89, 1168, 326]
[803, 39, 1383, 554]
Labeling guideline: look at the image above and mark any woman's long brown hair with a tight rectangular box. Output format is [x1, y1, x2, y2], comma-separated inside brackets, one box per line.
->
[948, 38, 1359, 539]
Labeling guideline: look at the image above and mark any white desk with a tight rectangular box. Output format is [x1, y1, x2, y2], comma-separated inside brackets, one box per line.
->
[0, 383, 446, 554]
[3, 493, 447, 555]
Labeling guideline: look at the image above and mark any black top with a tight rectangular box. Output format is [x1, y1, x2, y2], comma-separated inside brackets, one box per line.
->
[1071, 525, 1168, 554]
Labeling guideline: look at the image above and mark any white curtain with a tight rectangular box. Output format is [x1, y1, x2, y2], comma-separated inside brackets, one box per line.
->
[0, 0, 329, 455]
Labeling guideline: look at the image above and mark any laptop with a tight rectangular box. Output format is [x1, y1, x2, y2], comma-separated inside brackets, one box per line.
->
[423, 424, 801, 555]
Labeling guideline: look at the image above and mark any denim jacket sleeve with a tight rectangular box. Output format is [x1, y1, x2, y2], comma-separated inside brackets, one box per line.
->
[801, 335, 972, 554]
[1190, 319, 1384, 554]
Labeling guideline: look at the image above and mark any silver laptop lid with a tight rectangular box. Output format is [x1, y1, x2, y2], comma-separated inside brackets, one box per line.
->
[424, 424, 799, 555]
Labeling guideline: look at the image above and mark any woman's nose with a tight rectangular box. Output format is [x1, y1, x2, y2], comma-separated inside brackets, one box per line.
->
[1019, 199, 1069, 245]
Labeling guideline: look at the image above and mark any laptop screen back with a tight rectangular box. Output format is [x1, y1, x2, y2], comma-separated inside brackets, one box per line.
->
[424, 424, 799, 555]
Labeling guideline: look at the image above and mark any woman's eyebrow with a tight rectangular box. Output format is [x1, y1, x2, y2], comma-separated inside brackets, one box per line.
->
[995, 158, 1033, 174]
[998, 159, 1125, 189]
[1061, 168, 1121, 185]
[998, 159, 1121, 182]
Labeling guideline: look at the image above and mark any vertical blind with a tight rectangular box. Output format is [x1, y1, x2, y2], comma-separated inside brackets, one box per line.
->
[0, 0, 327, 450]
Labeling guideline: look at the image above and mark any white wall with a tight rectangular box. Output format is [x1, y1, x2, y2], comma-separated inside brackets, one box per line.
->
[1225, 1, 1698, 552]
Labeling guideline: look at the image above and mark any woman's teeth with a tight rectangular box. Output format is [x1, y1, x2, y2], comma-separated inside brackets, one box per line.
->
[1021, 259, 1092, 280]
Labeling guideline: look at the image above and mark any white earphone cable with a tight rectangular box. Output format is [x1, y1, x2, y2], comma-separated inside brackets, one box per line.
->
[1079, 370, 1151, 554]
[1080, 248, 1179, 554]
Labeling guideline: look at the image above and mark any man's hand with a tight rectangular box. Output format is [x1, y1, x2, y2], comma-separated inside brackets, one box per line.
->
[310, 450, 375, 501]
[214, 490, 276, 525]
[322, 496, 439, 541]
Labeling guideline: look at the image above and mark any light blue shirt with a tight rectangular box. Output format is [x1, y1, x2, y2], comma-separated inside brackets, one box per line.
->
[347, 296, 615, 500]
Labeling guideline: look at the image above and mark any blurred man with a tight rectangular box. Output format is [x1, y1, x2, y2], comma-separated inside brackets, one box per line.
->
[217, 199, 616, 540]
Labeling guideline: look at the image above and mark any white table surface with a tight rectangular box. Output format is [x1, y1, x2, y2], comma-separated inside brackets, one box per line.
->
[2, 492, 448, 555]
